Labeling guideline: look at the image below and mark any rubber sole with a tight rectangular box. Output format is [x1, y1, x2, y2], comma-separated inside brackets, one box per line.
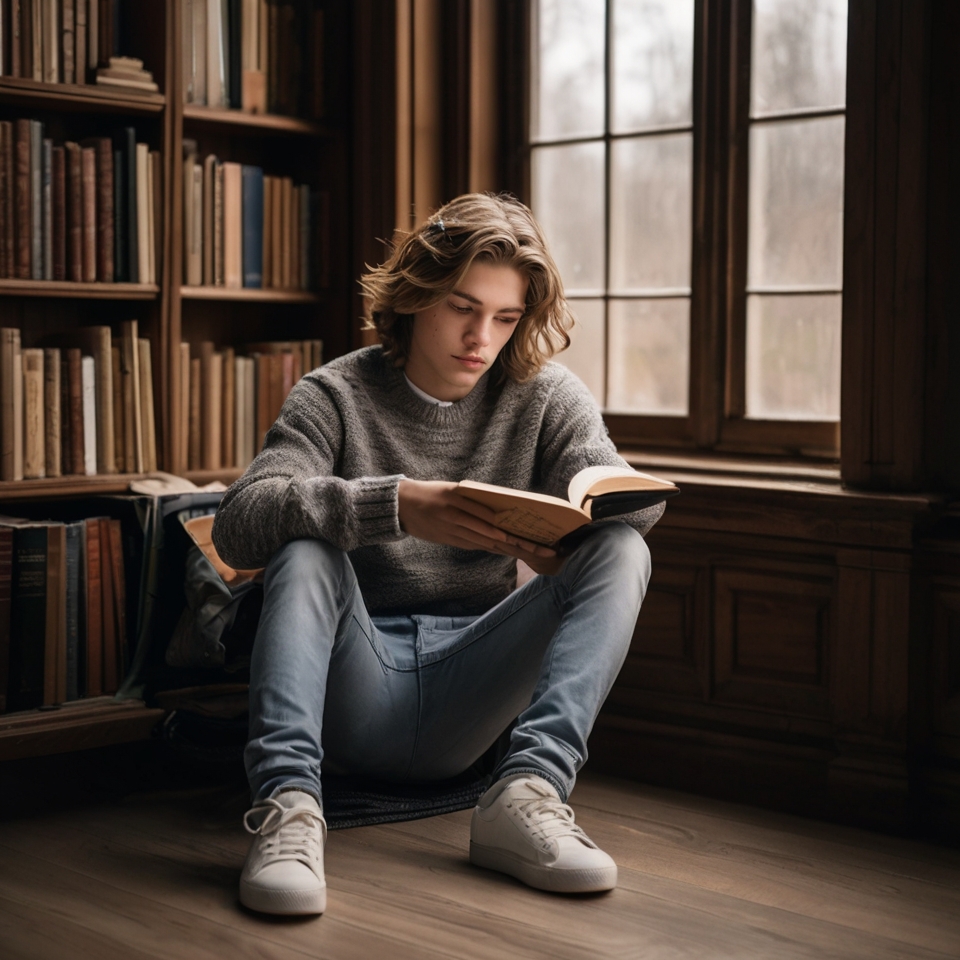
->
[469, 841, 617, 893]
[239, 878, 327, 915]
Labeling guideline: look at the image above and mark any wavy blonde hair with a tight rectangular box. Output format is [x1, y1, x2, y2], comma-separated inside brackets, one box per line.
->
[360, 193, 573, 382]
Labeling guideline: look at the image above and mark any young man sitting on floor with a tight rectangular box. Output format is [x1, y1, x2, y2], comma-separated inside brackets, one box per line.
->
[211, 193, 664, 915]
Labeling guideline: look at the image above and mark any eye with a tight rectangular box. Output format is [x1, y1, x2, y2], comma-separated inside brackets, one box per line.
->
[451, 303, 472, 314]
[496, 315, 521, 325]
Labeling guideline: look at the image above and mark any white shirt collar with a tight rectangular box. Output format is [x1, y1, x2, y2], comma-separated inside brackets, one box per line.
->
[404, 374, 454, 407]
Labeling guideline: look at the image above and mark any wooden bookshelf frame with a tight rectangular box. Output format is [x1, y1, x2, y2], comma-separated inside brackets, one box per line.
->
[0, 280, 160, 299]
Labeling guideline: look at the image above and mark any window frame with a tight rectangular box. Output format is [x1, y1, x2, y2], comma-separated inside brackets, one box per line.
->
[513, 0, 843, 460]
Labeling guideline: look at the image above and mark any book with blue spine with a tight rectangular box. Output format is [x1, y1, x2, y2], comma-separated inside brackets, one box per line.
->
[241, 164, 263, 288]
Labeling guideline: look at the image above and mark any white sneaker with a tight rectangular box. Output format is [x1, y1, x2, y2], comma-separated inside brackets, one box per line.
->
[240, 790, 327, 915]
[470, 775, 617, 893]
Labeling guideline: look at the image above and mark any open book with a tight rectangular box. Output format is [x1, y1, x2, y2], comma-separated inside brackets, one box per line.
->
[457, 465, 678, 547]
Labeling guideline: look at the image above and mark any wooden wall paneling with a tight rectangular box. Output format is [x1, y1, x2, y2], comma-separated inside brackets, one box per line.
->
[712, 565, 833, 717]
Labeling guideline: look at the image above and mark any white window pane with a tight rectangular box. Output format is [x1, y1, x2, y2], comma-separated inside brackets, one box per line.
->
[751, 0, 848, 115]
[608, 298, 689, 414]
[747, 117, 845, 288]
[610, 133, 692, 292]
[532, 0, 606, 140]
[611, 0, 694, 132]
[554, 299, 605, 404]
[746, 293, 841, 420]
[532, 142, 606, 293]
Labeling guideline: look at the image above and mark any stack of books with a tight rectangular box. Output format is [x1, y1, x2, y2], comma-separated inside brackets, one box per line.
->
[181, 0, 324, 117]
[179, 337, 322, 472]
[94, 55, 159, 93]
[182, 145, 321, 290]
[0, 322, 158, 482]
[0, 119, 162, 284]
[0, 512, 129, 713]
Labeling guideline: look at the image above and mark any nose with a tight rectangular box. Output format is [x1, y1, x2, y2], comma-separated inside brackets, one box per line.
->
[465, 314, 493, 348]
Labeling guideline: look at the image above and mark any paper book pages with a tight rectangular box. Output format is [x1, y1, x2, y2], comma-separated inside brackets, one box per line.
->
[566, 464, 679, 511]
[456, 481, 589, 546]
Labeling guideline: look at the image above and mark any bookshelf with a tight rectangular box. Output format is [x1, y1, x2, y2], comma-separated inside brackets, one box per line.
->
[0, 1, 351, 760]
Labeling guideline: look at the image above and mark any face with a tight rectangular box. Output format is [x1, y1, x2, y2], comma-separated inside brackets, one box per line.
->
[404, 260, 528, 402]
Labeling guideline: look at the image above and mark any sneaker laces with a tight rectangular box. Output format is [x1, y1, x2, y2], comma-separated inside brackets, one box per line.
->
[508, 780, 597, 848]
[243, 797, 327, 863]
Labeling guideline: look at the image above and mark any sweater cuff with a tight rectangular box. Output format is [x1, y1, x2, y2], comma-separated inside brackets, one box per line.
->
[353, 474, 405, 546]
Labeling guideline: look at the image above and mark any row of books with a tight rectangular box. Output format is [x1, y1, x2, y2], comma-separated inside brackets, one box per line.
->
[0, 512, 128, 713]
[180, 337, 322, 471]
[0, 0, 123, 85]
[181, 0, 324, 118]
[0, 119, 162, 283]
[0, 323, 158, 482]
[182, 147, 317, 290]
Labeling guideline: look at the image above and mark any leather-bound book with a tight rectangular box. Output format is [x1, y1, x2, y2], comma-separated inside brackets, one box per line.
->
[62, 0, 76, 84]
[262, 175, 272, 288]
[188, 355, 201, 469]
[44, 523, 66, 706]
[43, 347, 61, 478]
[21, 348, 44, 479]
[119, 320, 142, 472]
[1, 327, 24, 482]
[80, 354, 96, 475]
[107, 519, 127, 677]
[14, 119, 31, 280]
[137, 338, 157, 473]
[151, 149, 161, 283]
[241, 165, 263, 288]
[199, 340, 222, 470]
[51, 144, 66, 280]
[81, 137, 114, 281]
[222, 161, 242, 289]
[83, 517, 103, 697]
[64, 141, 83, 282]
[80, 145, 97, 282]
[179, 342, 190, 467]
[221, 345, 235, 467]
[75, 326, 115, 474]
[98, 517, 117, 694]
[29, 120, 41, 279]
[112, 127, 137, 282]
[5, 520, 47, 712]
[202, 154, 217, 285]
[41, 138, 51, 279]
[0, 526, 12, 713]
[64, 346, 84, 475]
[0, 121, 13, 278]
[111, 345, 124, 471]
[64, 522, 82, 701]
[74, 0, 87, 83]
[135, 142, 149, 284]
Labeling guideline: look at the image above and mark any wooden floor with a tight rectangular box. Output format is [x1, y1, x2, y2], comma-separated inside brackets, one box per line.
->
[0, 745, 959, 960]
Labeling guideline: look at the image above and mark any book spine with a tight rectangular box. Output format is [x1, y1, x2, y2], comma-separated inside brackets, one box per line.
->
[51, 144, 65, 280]
[135, 141, 149, 284]
[213, 159, 224, 285]
[90, 325, 115, 473]
[21, 347, 44, 479]
[98, 517, 116, 693]
[150, 148, 161, 284]
[65, 141, 82, 281]
[0, 327, 23, 481]
[188, 355, 201, 469]
[62, 0, 76, 84]
[0, 527, 12, 713]
[88, 0, 99, 71]
[41, 137, 51, 279]
[80, 145, 96, 282]
[13, 119, 29, 279]
[241, 164, 262, 288]
[221, 345, 235, 467]
[94, 138, 114, 281]
[193, 0, 207, 105]
[182, 0, 194, 103]
[0, 121, 13, 278]
[74, 0, 86, 83]
[44, 523, 65, 706]
[199, 340, 222, 470]
[43, 347, 61, 477]
[64, 522, 81, 701]
[122, 127, 138, 282]
[31, 0, 42, 81]
[80, 353, 96, 475]
[112, 146, 124, 280]
[207, 0, 224, 107]
[179, 342, 190, 468]
[120, 319, 142, 472]
[108, 519, 126, 678]
[261, 175, 272, 288]
[29, 119, 40, 279]
[9, 525, 47, 712]
[222, 161, 241, 288]
[137, 337, 157, 472]
[10, 0, 22, 79]
[111, 344, 124, 471]
[41, 0, 57, 83]
[65, 347, 84, 474]
[299, 183, 309, 290]
[228, 0, 242, 108]
[189, 162, 202, 284]
[202, 154, 216, 284]
[83, 516, 102, 696]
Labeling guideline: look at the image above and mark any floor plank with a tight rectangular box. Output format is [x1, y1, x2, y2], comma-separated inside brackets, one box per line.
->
[0, 753, 958, 960]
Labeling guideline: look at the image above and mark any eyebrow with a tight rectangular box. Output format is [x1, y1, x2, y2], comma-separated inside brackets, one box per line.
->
[450, 289, 524, 313]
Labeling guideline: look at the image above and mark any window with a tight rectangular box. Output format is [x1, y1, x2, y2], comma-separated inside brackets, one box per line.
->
[526, 0, 847, 457]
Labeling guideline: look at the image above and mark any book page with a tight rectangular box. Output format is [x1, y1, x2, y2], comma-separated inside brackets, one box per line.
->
[567, 465, 678, 510]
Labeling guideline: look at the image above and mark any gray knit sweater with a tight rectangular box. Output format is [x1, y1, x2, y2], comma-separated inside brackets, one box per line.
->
[212, 346, 664, 616]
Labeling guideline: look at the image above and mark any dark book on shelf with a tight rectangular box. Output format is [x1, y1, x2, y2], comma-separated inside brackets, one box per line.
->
[29, 119, 41, 279]
[62, 0, 77, 84]
[44, 522, 66, 706]
[51, 144, 66, 280]
[14, 118, 31, 280]
[0, 121, 13, 279]
[64, 520, 82, 701]
[43, 347, 61, 479]
[83, 515, 103, 697]
[4, 519, 48, 712]
[112, 146, 125, 280]
[75, 0, 88, 83]
[64, 140, 83, 282]
[241, 164, 263, 288]
[64, 346, 84, 475]
[0, 526, 12, 714]
[113, 126, 138, 283]
[41, 137, 52, 280]
[99, 516, 117, 693]
[228, 0, 243, 109]
[81, 137, 115, 282]
[107, 518, 127, 677]
[80, 144, 97, 282]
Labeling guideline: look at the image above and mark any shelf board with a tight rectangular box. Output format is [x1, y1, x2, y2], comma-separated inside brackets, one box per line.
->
[0, 473, 145, 501]
[184, 467, 244, 486]
[180, 285, 319, 303]
[0, 698, 165, 761]
[0, 77, 165, 114]
[182, 104, 329, 137]
[0, 279, 160, 300]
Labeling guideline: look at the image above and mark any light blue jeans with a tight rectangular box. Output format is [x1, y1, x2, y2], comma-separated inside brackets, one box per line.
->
[245, 522, 651, 804]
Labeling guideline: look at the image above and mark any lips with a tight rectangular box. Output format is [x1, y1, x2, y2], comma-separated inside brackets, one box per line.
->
[454, 355, 485, 367]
